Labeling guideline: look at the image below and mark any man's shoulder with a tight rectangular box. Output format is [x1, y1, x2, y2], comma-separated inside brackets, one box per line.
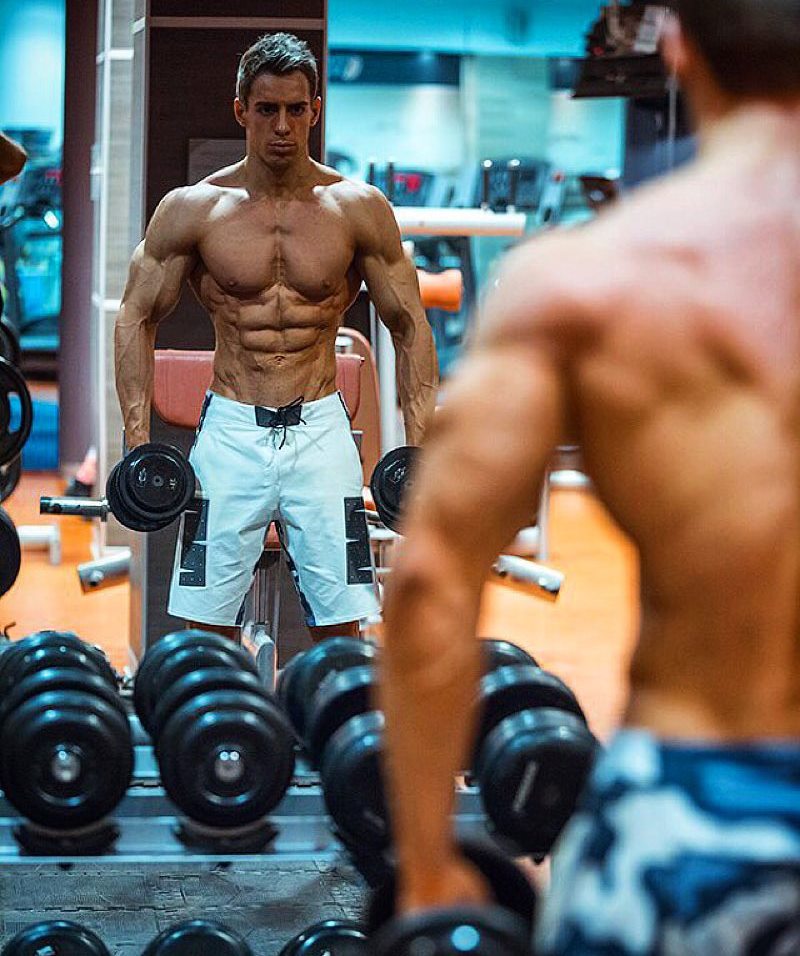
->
[325, 172, 385, 208]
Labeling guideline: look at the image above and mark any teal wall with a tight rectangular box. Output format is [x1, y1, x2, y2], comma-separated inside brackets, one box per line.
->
[328, 0, 601, 56]
[0, 0, 66, 146]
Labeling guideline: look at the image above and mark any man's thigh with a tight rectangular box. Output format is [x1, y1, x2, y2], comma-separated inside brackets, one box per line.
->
[168, 413, 277, 627]
[278, 415, 379, 629]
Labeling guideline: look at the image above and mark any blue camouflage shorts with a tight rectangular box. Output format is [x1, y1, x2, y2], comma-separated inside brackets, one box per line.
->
[535, 730, 800, 955]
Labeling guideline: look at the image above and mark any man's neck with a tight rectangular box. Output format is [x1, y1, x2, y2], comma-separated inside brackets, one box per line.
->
[244, 153, 316, 198]
[698, 98, 800, 160]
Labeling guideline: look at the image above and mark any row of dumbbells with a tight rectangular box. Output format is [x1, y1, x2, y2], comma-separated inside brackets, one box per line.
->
[0, 629, 597, 864]
[2, 839, 539, 956]
[276, 635, 599, 860]
[0, 628, 291, 836]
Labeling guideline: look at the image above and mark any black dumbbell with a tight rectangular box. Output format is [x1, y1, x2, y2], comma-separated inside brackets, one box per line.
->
[0, 632, 131, 831]
[134, 629, 260, 737]
[0, 314, 20, 368]
[0, 505, 20, 597]
[278, 920, 368, 956]
[106, 442, 195, 532]
[370, 446, 418, 532]
[482, 638, 538, 672]
[293, 639, 540, 854]
[277, 639, 386, 850]
[369, 840, 536, 956]
[40, 442, 195, 533]
[0, 629, 118, 697]
[473, 664, 598, 857]
[277, 637, 379, 745]
[137, 630, 295, 828]
[1, 920, 110, 956]
[142, 921, 253, 956]
[0, 355, 32, 470]
[0, 455, 21, 503]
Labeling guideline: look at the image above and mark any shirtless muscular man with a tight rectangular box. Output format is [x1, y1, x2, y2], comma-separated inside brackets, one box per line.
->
[115, 33, 437, 641]
[381, 2, 800, 952]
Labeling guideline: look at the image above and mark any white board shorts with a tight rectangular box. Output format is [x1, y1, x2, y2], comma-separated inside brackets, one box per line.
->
[167, 390, 380, 629]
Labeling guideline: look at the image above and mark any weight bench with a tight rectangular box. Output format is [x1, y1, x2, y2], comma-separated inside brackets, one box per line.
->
[152, 347, 368, 686]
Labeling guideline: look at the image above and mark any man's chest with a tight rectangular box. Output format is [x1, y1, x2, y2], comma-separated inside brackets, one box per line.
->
[198, 201, 357, 299]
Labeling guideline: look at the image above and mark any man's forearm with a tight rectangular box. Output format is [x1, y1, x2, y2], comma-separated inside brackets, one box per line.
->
[395, 319, 439, 445]
[381, 543, 483, 896]
[114, 305, 158, 447]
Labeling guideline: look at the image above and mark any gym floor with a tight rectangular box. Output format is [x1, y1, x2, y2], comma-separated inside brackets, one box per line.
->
[0, 472, 639, 951]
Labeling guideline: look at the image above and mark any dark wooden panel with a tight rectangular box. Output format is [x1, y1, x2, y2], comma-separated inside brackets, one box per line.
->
[146, 27, 325, 221]
[144, 26, 325, 351]
[151, 0, 324, 18]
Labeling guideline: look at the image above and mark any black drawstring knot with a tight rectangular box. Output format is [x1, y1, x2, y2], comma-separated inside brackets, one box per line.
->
[256, 397, 306, 448]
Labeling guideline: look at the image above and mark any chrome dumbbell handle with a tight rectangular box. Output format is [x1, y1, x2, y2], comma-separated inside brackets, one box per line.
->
[40, 496, 110, 520]
[491, 554, 564, 603]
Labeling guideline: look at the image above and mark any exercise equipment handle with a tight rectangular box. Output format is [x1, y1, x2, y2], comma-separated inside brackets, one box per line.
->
[40, 496, 110, 520]
[491, 554, 564, 602]
[481, 159, 493, 210]
[78, 552, 131, 593]
[507, 159, 521, 211]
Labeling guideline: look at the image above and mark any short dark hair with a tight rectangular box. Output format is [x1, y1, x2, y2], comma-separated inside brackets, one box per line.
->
[675, 0, 800, 96]
[237, 32, 319, 104]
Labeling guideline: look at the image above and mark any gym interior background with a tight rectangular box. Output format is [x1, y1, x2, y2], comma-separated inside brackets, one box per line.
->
[0, 0, 687, 950]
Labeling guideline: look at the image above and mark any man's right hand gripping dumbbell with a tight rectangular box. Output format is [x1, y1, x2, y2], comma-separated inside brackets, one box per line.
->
[40, 443, 196, 532]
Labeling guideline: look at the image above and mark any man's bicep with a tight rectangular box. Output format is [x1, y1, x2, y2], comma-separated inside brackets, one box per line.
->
[121, 195, 197, 322]
[355, 190, 423, 329]
[407, 345, 564, 569]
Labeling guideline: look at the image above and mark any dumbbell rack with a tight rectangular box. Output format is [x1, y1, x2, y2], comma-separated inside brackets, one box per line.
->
[0, 712, 486, 866]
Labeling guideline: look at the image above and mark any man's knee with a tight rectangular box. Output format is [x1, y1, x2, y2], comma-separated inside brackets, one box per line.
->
[309, 620, 360, 643]
[186, 620, 241, 642]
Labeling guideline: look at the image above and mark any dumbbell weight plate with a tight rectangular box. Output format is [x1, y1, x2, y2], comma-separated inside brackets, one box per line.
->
[476, 707, 598, 857]
[0, 644, 116, 699]
[482, 639, 538, 673]
[0, 316, 20, 368]
[0, 455, 21, 503]
[0, 920, 111, 956]
[116, 442, 195, 528]
[0, 667, 126, 728]
[278, 920, 368, 956]
[157, 689, 295, 827]
[278, 638, 379, 741]
[477, 665, 586, 747]
[370, 446, 418, 533]
[0, 690, 133, 828]
[142, 920, 253, 956]
[320, 710, 391, 852]
[147, 645, 259, 729]
[305, 665, 377, 768]
[134, 630, 258, 732]
[151, 667, 268, 741]
[0, 505, 20, 597]
[0, 630, 119, 693]
[106, 459, 172, 533]
[0, 356, 32, 469]
[19, 630, 119, 688]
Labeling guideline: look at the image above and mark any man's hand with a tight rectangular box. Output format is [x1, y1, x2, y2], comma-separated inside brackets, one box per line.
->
[399, 856, 493, 914]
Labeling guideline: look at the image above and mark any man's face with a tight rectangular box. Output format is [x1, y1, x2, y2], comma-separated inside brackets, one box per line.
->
[235, 71, 321, 168]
